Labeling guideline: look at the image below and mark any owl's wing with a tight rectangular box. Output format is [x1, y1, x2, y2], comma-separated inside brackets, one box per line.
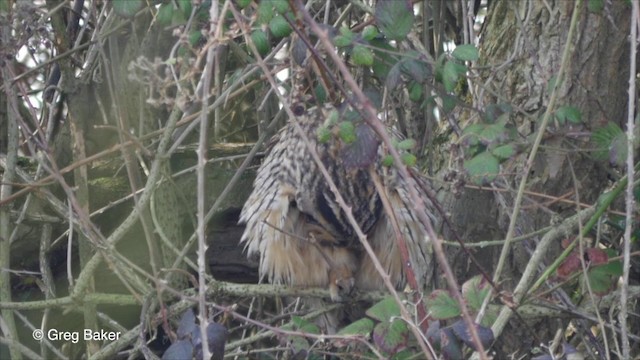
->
[356, 170, 436, 292]
[238, 126, 358, 293]
[239, 136, 299, 284]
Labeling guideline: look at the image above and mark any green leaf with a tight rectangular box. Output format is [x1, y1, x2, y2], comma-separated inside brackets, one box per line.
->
[382, 154, 394, 167]
[366, 296, 400, 322]
[461, 124, 484, 147]
[334, 27, 354, 47]
[291, 316, 320, 334]
[289, 336, 310, 353]
[371, 39, 395, 79]
[425, 290, 461, 320]
[397, 139, 417, 150]
[314, 83, 327, 104]
[441, 94, 457, 113]
[362, 26, 379, 41]
[463, 124, 485, 136]
[479, 304, 499, 328]
[592, 122, 624, 161]
[273, 0, 289, 13]
[592, 259, 623, 277]
[343, 109, 362, 122]
[409, 82, 422, 101]
[491, 144, 515, 160]
[592, 249, 623, 276]
[171, 6, 187, 25]
[325, 109, 340, 126]
[157, 3, 174, 26]
[555, 105, 582, 124]
[338, 318, 374, 336]
[400, 54, 432, 83]
[461, 275, 490, 311]
[443, 60, 467, 92]
[237, 0, 252, 9]
[588, 0, 604, 12]
[373, 319, 409, 354]
[609, 131, 628, 167]
[339, 25, 353, 37]
[188, 31, 203, 47]
[352, 45, 374, 66]
[339, 121, 357, 144]
[452, 44, 479, 61]
[484, 103, 512, 122]
[585, 265, 617, 295]
[334, 35, 352, 47]
[479, 123, 508, 144]
[375, 0, 414, 41]
[257, 0, 274, 24]
[176, 0, 192, 17]
[269, 15, 292, 38]
[464, 152, 500, 185]
[112, 0, 144, 17]
[385, 63, 402, 89]
[251, 29, 270, 55]
[392, 350, 414, 360]
[316, 126, 331, 143]
[401, 153, 416, 166]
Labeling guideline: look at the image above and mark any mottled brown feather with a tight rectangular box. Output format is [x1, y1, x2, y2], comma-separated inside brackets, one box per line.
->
[239, 104, 436, 303]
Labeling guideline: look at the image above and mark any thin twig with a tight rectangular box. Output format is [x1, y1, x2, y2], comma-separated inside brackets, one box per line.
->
[620, 1, 638, 357]
[0, 34, 24, 360]
[487, 207, 595, 345]
[195, 1, 225, 358]
[568, 160, 611, 359]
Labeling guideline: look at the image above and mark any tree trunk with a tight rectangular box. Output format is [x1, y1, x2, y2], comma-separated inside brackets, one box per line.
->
[448, 0, 631, 356]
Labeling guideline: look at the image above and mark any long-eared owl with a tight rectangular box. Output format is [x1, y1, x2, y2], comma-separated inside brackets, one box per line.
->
[239, 103, 437, 302]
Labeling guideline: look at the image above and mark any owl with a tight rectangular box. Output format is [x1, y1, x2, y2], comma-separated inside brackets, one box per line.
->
[239, 104, 436, 305]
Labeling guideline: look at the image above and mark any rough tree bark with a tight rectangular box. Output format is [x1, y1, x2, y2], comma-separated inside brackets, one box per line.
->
[445, 0, 632, 356]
